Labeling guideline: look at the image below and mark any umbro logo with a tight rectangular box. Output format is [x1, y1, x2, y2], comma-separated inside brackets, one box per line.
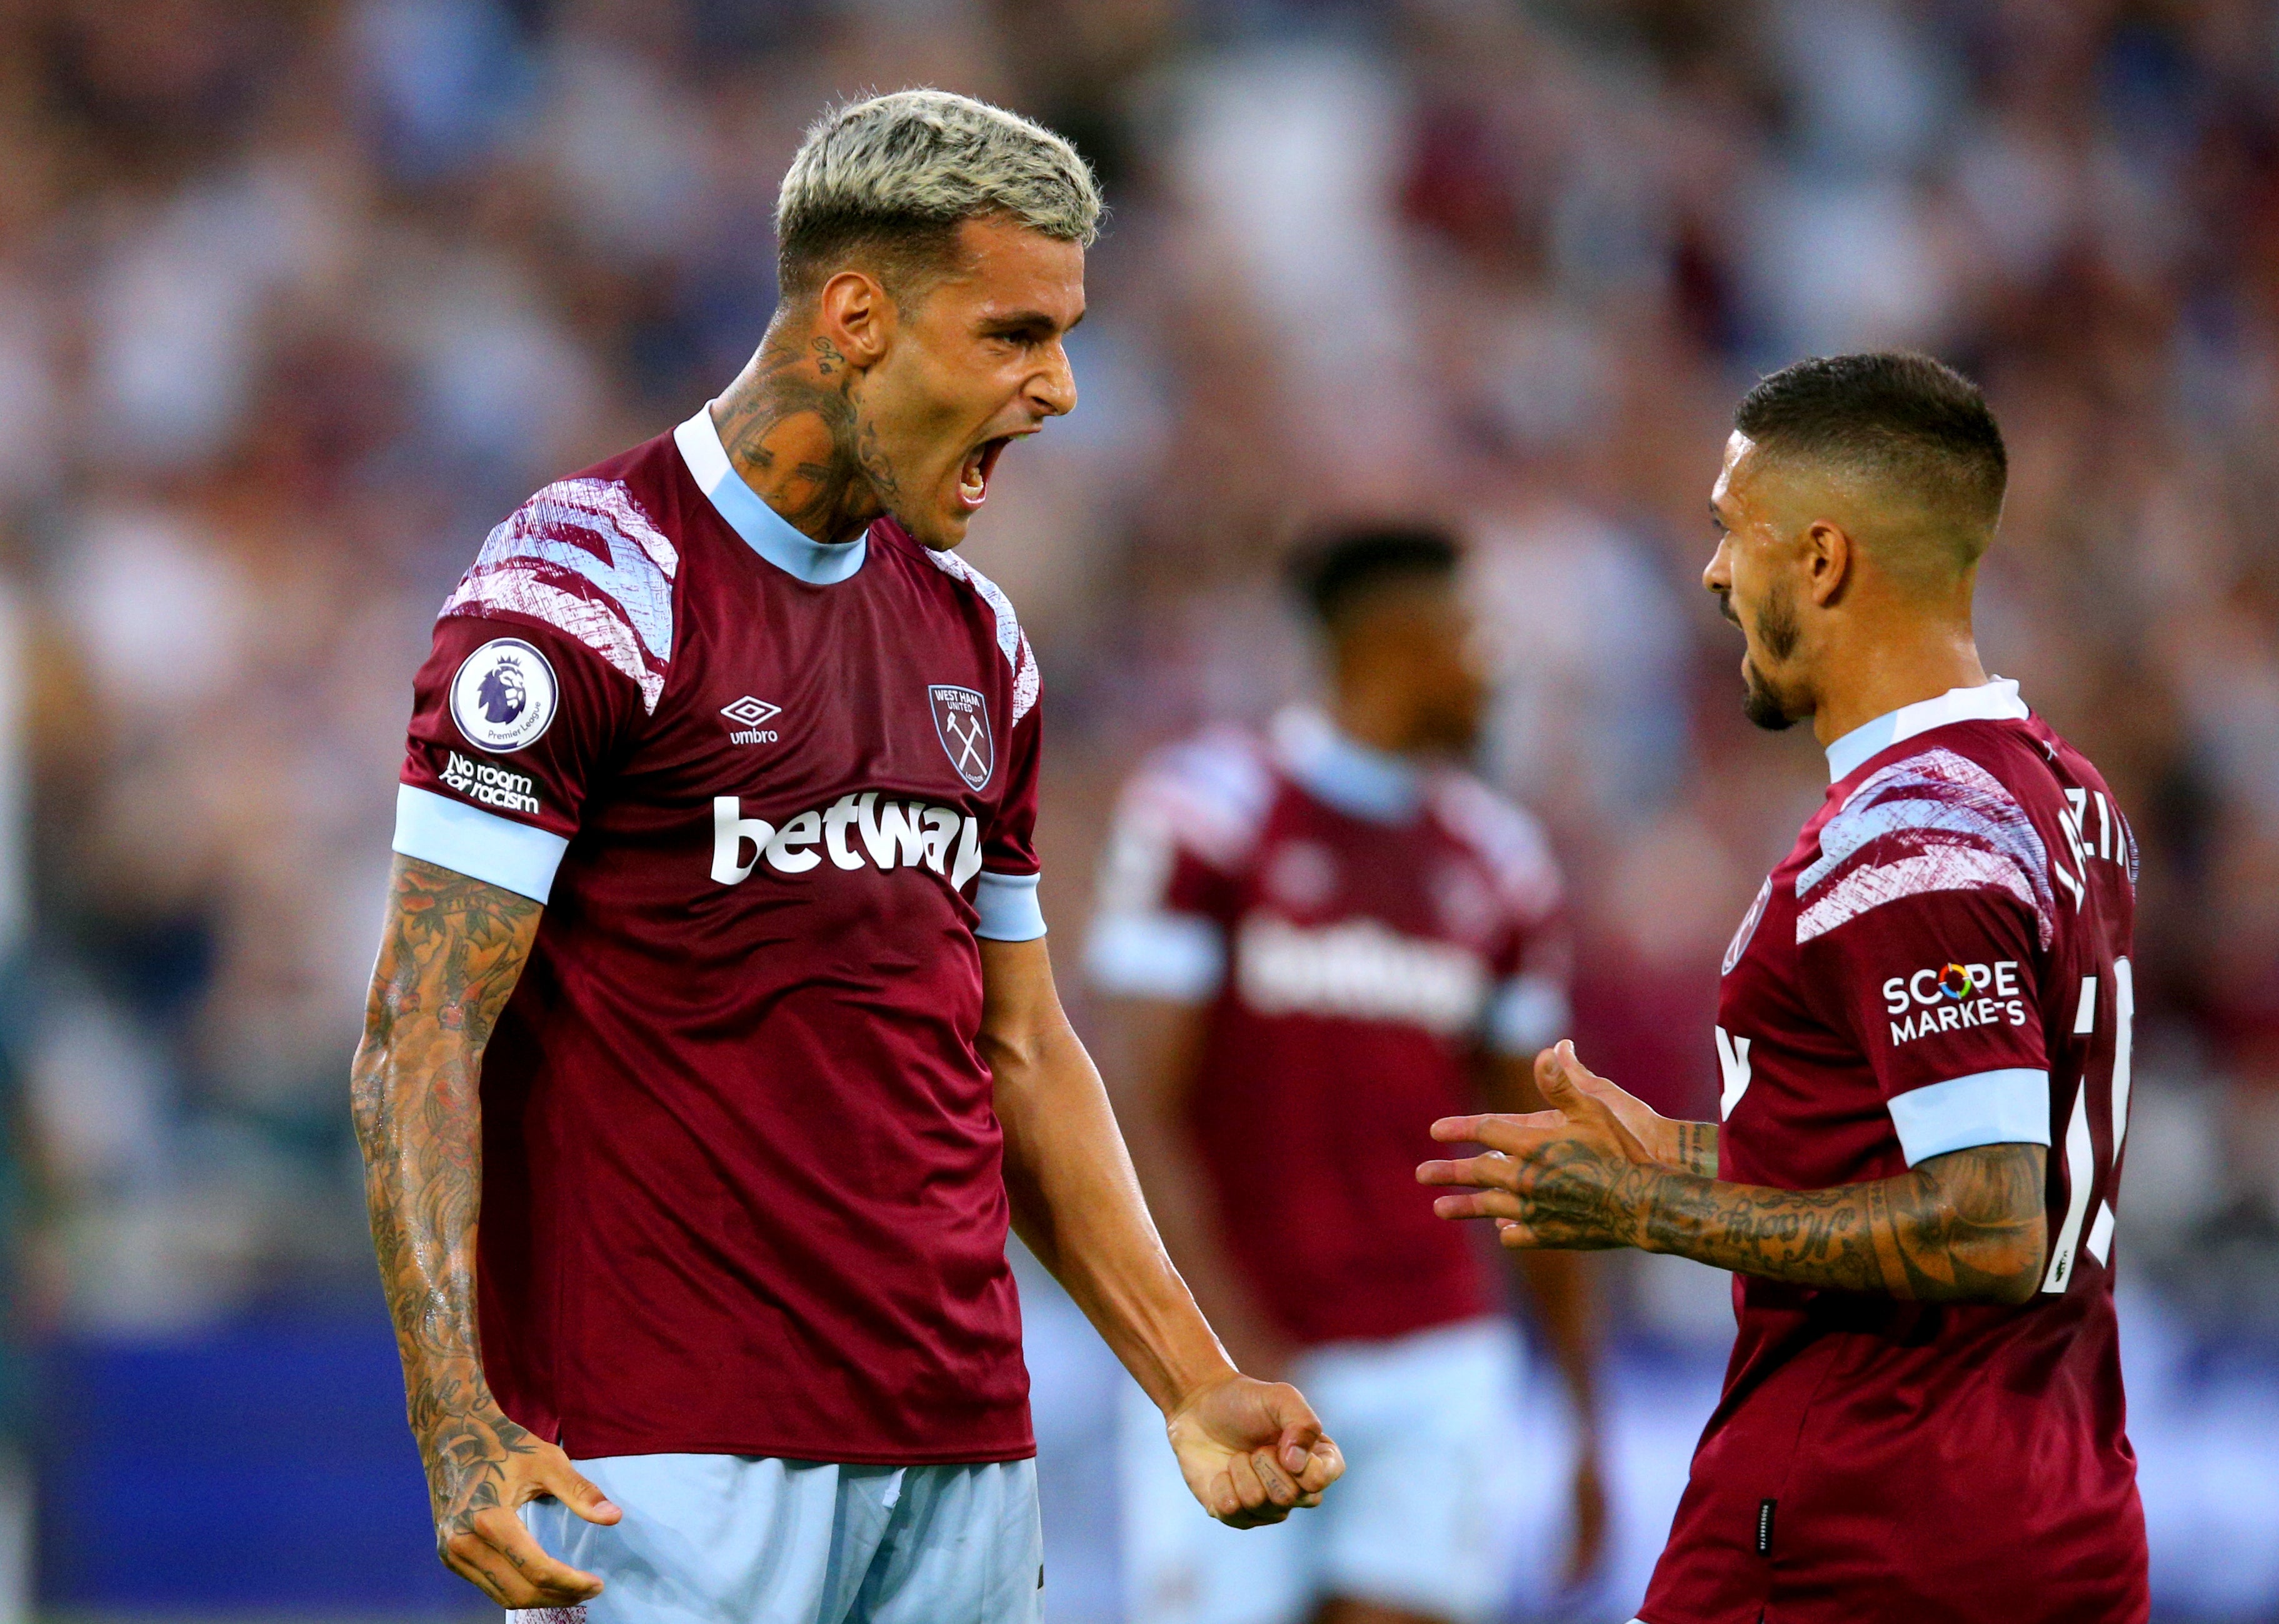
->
[723, 696, 781, 726]
[723, 695, 781, 745]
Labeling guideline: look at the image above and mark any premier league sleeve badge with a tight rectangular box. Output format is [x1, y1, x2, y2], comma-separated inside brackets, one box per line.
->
[450, 637, 559, 753]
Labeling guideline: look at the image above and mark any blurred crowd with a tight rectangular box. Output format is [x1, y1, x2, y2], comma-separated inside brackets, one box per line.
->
[0, 0, 2275, 1361]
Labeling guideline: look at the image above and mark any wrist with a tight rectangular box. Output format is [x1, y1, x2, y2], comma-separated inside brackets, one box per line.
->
[1628, 1169, 1671, 1253]
[1158, 1350, 1241, 1418]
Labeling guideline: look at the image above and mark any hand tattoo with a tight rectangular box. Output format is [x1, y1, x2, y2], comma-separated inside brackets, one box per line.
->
[1426, 1051, 2048, 1305]
[351, 855, 543, 1588]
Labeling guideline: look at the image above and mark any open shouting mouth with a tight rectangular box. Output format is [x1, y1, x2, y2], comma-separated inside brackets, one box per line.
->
[956, 436, 1014, 511]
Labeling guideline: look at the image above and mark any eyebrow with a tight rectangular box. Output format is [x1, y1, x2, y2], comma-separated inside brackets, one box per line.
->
[981, 307, 1085, 334]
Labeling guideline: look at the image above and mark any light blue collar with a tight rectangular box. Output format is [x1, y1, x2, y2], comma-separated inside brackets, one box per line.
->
[1273, 708, 1425, 824]
[1825, 677, 2031, 783]
[674, 405, 867, 585]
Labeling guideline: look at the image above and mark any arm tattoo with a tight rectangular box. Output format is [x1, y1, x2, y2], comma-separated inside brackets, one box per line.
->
[709, 330, 898, 541]
[1638, 1143, 2048, 1303]
[1671, 1120, 1719, 1176]
[350, 855, 542, 1577]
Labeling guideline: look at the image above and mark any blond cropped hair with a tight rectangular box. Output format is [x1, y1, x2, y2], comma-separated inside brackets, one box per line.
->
[775, 89, 1101, 301]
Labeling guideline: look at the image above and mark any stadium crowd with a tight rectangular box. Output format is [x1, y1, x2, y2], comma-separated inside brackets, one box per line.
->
[1, 0, 2277, 1612]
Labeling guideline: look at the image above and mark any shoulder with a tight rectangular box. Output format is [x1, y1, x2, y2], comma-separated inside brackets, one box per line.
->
[1798, 736, 2055, 948]
[1118, 727, 1280, 873]
[442, 444, 681, 714]
[1428, 773, 1563, 922]
[905, 536, 1040, 728]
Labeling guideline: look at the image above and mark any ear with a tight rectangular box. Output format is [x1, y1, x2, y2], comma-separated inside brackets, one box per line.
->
[1804, 519, 1853, 608]
[814, 269, 896, 368]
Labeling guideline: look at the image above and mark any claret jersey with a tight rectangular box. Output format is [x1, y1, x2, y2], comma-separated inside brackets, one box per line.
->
[1641, 680, 2148, 1624]
[393, 408, 1048, 1465]
[1086, 710, 1570, 1346]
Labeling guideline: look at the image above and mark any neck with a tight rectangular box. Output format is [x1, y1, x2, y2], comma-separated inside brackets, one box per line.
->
[708, 318, 883, 546]
[1810, 614, 1988, 746]
[1332, 688, 1421, 758]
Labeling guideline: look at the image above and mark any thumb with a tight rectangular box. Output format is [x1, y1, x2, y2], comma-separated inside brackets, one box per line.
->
[1538, 1040, 1591, 1110]
[543, 1458, 622, 1526]
[1266, 1384, 1323, 1476]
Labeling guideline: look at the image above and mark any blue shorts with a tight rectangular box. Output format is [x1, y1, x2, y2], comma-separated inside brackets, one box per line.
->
[514, 1453, 1041, 1624]
[1121, 1316, 1530, 1624]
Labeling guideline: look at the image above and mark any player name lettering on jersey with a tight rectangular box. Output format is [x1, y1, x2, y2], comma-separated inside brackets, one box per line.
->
[1881, 958, 2029, 1045]
[711, 792, 984, 889]
[1235, 911, 1488, 1033]
[440, 750, 541, 816]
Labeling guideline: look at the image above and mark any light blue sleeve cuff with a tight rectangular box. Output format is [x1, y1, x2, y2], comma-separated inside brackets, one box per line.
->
[392, 784, 568, 905]
[1084, 911, 1225, 1002]
[1486, 973, 1571, 1056]
[1886, 1067, 2051, 1166]
[973, 870, 1048, 941]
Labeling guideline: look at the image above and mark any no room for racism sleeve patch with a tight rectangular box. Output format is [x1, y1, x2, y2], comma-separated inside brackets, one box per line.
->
[398, 614, 646, 901]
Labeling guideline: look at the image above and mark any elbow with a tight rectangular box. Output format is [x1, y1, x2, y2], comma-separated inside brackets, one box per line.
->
[348, 1036, 396, 1158]
[1962, 1213, 2047, 1305]
[1912, 1144, 2049, 1305]
[1985, 1259, 2043, 1306]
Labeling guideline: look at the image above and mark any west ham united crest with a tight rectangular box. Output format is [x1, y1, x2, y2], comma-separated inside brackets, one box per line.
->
[929, 684, 993, 791]
[449, 637, 558, 754]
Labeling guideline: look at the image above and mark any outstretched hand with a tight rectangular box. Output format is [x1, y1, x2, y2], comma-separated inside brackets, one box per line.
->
[1165, 1372, 1346, 1528]
[1417, 1040, 1666, 1251]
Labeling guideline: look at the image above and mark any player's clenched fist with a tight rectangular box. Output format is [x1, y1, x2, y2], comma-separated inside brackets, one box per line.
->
[1165, 1373, 1345, 1528]
[420, 1399, 621, 1609]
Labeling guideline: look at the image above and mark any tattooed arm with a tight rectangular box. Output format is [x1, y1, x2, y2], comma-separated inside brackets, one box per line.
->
[350, 856, 621, 1606]
[1420, 1041, 2048, 1305]
[1511, 1055, 1721, 1178]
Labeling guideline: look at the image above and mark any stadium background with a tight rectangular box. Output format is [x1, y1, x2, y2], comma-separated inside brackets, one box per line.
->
[0, 0, 2273, 1618]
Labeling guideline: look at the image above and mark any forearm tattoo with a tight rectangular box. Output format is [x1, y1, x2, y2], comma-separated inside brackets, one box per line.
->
[1645, 1143, 2049, 1301]
[349, 856, 543, 1576]
[1501, 1137, 2046, 1303]
[1671, 1120, 1719, 1177]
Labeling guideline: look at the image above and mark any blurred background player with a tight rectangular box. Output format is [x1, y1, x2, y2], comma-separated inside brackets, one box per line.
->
[353, 90, 1341, 1620]
[11, 5, 2279, 1617]
[1424, 354, 2148, 1623]
[1088, 524, 1606, 1624]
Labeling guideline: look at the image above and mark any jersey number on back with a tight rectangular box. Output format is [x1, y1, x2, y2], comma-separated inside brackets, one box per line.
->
[2042, 958, 2134, 1293]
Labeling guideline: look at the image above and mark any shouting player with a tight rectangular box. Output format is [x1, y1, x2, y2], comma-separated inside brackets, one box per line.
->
[1089, 525, 1606, 1624]
[351, 90, 1341, 1621]
[1419, 353, 2148, 1623]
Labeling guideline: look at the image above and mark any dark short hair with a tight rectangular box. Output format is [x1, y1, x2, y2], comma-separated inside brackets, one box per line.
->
[1735, 352, 2008, 548]
[1288, 523, 1461, 626]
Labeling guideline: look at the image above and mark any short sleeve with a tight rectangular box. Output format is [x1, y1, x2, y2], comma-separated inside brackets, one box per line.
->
[973, 664, 1045, 941]
[1083, 733, 1272, 1003]
[1433, 776, 1571, 1056]
[1483, 915, 1573, 1058]
[1796, 746, 2058, 1166]
[396, 474, 678, 902]
[397, 615, 644, 902]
